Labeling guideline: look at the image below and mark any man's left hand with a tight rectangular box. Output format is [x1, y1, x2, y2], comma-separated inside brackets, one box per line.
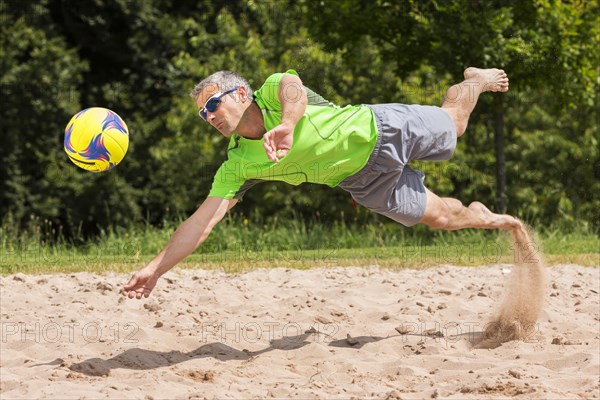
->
[263, 122, 294, 162]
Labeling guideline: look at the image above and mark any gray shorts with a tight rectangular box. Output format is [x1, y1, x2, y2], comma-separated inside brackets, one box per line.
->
[339, 104, 457, 227]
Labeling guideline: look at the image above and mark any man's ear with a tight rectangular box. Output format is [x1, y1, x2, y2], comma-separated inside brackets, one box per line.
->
[238, 86, 251, 103]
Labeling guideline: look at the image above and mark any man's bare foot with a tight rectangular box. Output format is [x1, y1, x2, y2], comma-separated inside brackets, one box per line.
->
[468, 201, 522, 231]
[464, 67, 509, 93]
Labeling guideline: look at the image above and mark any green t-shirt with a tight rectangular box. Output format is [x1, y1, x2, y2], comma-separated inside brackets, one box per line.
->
[208, 70, 378, 199]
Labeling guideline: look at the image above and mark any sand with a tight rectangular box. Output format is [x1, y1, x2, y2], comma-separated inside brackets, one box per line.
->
[1, 263, 599, 399]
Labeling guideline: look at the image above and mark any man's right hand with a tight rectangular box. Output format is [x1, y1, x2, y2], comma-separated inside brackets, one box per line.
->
[122, 267, 160, 299]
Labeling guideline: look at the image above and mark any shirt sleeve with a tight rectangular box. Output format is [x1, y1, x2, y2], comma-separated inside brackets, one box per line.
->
[255, 69, 299, 111]
[208, 160, 246, 199]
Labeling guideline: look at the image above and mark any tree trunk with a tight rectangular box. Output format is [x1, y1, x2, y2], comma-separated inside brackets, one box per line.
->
[493, 98, 507, 214]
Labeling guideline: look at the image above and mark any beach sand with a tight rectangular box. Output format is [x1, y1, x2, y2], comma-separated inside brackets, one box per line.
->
[1, 264, 598, 399]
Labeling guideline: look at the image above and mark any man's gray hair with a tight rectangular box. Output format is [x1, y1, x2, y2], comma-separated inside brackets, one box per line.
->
[189, 71, 253, 101]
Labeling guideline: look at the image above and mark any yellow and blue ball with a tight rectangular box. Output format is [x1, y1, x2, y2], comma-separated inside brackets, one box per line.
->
[64, 107, 129, 172]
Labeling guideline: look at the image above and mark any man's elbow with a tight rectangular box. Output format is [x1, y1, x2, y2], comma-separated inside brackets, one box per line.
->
[300, 86, 308, 106]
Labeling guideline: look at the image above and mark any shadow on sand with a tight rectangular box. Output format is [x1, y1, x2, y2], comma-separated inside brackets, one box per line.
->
[62, 332, 401, 376]
[43, 328, 508, 376]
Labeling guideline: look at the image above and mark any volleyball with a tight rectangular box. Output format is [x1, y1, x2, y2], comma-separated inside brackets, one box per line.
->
[64, 107, 129, 172]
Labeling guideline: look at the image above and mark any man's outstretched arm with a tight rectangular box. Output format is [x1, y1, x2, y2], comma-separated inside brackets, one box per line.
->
[122, 196, 238, 299]
[263, 73, 307, 162]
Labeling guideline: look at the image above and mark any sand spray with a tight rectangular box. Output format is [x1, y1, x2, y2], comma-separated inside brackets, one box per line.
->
[480, 225, 547, 347]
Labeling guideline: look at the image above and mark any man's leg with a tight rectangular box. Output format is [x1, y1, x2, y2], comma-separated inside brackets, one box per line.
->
[441, 67, 509, 137]
[419, 188, 521, 231]
[420, 67, 515, 230]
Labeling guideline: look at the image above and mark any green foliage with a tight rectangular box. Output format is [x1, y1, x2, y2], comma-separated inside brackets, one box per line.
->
[306, 0, 599, 229]
[0, 0, 598, 246]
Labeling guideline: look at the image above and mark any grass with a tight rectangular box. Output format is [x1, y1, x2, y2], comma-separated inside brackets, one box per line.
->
[0, 215, 598, 275]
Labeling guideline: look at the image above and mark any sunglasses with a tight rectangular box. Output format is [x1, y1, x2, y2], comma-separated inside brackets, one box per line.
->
[198, 87, 239, 120]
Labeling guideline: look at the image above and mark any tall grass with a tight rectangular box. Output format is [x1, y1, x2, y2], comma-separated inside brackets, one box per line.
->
[1, 212, 598, 274]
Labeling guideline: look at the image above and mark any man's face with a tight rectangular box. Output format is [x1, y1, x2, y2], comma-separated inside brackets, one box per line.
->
[196, 84, 249, 138]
